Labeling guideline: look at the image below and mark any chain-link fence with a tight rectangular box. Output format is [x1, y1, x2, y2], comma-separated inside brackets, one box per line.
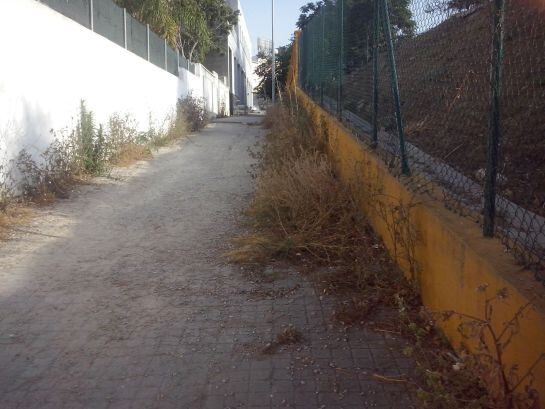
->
[39, 0, 178, 76]
[298, 0, 545, 284]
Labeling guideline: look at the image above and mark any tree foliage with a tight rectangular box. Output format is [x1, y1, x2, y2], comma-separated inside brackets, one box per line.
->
[296, 1, 326, 30]
[255, 44, 293, 100]
[113, 0, 238, 62]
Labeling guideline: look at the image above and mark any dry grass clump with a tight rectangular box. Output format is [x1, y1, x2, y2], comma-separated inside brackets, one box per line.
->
[276, 326, 303, 345]
[230, 98, 493, 408]
[258, 104, 325, 170]
[261, 104, 283, 129]
[229, 104, 358, 265]
[249, 151, 363, 261]
[104, 114, 152, 166]
[262, 325, 303, 354]
[0, 204, 33, 241]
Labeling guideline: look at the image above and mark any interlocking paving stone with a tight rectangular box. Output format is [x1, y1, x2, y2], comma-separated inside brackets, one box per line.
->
[0, 117, 417, 409]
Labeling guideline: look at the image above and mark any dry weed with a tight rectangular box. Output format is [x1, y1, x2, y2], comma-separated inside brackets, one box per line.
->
[276, 326, 303, 344]
[231, 104, 364, 264]
[262, 325, 303, 354]
[231, 99, 493, 408]
[110, 143, 152, 167]
[249, 150, 365, 263]
[0, 204, 33, 241]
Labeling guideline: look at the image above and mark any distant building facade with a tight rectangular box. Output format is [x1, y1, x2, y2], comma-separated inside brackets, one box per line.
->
[204, 0, 254, 112]
[257, 37, 273, 56]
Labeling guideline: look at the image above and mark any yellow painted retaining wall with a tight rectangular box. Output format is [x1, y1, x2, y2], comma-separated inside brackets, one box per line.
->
[289, 31, 545, 401]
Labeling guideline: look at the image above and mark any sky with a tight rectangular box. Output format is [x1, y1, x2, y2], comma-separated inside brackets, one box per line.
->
[239, 0, 309, 55]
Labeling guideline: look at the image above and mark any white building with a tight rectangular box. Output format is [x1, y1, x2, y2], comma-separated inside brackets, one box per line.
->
[257, 38, 273, 56]
[204, 0, 255, 111]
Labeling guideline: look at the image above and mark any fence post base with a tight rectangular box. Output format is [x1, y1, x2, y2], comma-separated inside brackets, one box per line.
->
[381, 0, 410, 176]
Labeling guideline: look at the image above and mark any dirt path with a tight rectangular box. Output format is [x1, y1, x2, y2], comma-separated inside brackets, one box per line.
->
[0, 117, 416, 409]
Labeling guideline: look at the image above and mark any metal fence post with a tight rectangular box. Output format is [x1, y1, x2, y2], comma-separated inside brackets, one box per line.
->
[320, 7, 325, 107]
[164, 39, 168, 70]
[123, 8, 128, 49]
[372, 0, 380, 148]
[337, 0, 344, 120]
[483, 0, 506, 237]
[89, 0, 94, 31]
[381, 0, 410, 176]
[146, 24, 150, 61]
[311, 25, 314, 99]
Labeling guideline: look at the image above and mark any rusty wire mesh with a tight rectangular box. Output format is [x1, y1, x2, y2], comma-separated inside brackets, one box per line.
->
[298, 0, 545, 283]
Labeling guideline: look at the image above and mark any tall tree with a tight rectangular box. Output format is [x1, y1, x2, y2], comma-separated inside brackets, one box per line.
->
[255, 44, 293, 100]
[296, 1, 327, 29]
[114, 0, 178, 44]
[176, 0, 239, 62]
[114, 0, 238, 62]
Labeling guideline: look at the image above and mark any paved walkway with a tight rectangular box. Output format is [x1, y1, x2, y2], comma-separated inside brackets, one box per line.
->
[0, 117, 416, 409]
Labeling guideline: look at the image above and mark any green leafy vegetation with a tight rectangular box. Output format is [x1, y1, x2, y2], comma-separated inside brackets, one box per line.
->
[113, 0, 239, 62]
[254, 44, 292, 101]
[0, 96, 207, 237]
[227, 96, 545, 408]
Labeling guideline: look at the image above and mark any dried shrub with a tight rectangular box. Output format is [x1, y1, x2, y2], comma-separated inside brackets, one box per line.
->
[249, 151, 364, 261]
[0, 205, 32, 241]
[179, 95, 208, 132]
[436, 287, 545, 409]
[228, 103, 353, 265]
[262, 325, 303, 354]
[15, 141, 78, 204]
[230, 97, 495, 408]
[276, 326, 303, 345]
[105, 114, 151, 166]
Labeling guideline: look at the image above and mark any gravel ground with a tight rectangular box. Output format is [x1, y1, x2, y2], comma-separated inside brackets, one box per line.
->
[0, 116, 417, 409]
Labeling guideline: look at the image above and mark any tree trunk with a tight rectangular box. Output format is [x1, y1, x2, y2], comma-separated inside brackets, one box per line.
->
[189, 41, 199, 62]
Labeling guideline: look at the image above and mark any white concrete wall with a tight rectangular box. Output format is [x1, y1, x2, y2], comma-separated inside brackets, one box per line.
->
[226, 0, 255, 109]
[0, 0, 231, 176]
[179, 67, 204, 101]
[178, 64, 229, 117]
[0, 0, 180, 167]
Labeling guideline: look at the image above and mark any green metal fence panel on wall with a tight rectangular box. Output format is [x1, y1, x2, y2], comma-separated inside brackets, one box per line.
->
[298, 0, 545, 283]
[40, 0, 91, 28]
[126, 14, 148, 60]
[166, 46, 179, 76]
[93, 0, 124, 48]
[39, 0, 181, 77]
[149, 30, 165, 69]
